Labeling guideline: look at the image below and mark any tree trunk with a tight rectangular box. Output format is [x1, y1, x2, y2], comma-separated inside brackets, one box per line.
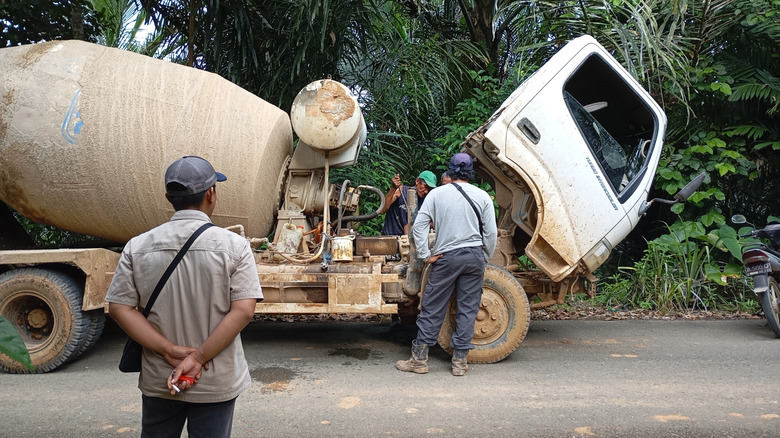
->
[459, 0, 500, 75]
[188, 0, 196, 67]
[70, 0, 86, 41]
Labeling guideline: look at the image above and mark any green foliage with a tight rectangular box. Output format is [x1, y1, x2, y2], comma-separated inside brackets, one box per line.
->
[12, 212, 95, 248]
[87, 0, 145, 49]
[658, 0, 780, 229]
[517, 255, 540, 271]
[335, 68, 517, 236]
[138, 0, 259, 70]
[87, 0, 173, 57]
[437, 71, 503, 150]
[329, 143, 400, 236]
[726, 0, 780, 117]
[598, 221, 748, 313]
[433, 70, 522, 167]
[659, 123, 757, 219]
[1, 0, 101, 45]
[0, 316, 33, 371]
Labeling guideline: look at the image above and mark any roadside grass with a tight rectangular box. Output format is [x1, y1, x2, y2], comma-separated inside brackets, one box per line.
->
[532, 291, 762, 321]
[560, 220, 763, 319]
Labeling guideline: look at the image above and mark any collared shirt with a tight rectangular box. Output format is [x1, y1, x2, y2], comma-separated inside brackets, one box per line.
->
[412, 182, 497, 262]
[106, 210, 263, 403]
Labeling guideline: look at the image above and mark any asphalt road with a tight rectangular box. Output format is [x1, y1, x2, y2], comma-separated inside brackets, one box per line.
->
[1, 317, 779, 437]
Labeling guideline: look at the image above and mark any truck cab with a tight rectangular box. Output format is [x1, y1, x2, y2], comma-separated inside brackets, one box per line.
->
[468, 35, 665, 283]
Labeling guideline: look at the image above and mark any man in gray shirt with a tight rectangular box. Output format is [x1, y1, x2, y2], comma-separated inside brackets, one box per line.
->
[396, 153, 497, 376]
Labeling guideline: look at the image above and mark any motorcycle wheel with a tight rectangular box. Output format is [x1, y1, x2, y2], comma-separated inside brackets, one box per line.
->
[760, 277, 780, 338]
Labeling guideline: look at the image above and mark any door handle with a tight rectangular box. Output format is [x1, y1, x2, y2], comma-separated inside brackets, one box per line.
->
[517, 117, 540, 144]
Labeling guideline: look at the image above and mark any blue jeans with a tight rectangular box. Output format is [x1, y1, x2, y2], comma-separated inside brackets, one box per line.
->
[141, 395, 237, 438]
[415, 246, 485, 350]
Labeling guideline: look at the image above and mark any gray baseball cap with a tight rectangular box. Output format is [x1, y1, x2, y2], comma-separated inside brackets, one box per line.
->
[165, 156, 227, 196]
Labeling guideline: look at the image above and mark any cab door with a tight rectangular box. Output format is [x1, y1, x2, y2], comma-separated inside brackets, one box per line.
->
[481, 35, 666, 281]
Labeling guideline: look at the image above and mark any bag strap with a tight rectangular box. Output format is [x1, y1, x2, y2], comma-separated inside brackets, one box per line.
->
[141, 222, 214, 317]
[452, 183, 484, 236]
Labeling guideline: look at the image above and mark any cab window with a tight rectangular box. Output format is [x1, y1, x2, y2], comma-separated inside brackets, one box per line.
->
[563, 54, 658, 199]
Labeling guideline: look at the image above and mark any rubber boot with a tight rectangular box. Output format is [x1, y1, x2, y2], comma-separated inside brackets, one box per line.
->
[451, 349, 469, 376]
[395, 342, 429, 374]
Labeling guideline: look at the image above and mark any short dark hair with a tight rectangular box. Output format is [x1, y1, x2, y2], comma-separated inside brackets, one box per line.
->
[449, 168, 474, 181]
[166, 182, 209, 210]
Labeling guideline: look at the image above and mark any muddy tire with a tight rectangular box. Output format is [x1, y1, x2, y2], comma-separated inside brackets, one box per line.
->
[761, 277, 780, 338]
[0, 268, 90, 373]
[438, 264, 530, 364]
[74, 310, 106, 358]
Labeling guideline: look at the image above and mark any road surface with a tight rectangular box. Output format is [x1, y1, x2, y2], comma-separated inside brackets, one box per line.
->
[1, 317, 779, 437]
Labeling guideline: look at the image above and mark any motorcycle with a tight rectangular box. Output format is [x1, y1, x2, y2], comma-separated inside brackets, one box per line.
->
[732, 214, 780, 337]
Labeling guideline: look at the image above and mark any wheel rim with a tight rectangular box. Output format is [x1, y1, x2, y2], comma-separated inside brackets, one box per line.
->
[472, 288, 510, 346]
[0, 290, 57, 354]
[437, 265, 530, 363]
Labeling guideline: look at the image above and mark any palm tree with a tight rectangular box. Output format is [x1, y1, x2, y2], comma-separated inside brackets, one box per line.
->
[1, 0, 101, 46]
[87, 0, 150, 51]
[138, 0, 257, 69]
[134, 1, 485, 179]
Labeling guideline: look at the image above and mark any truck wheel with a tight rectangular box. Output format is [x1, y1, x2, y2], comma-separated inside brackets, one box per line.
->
[0, 268, 90, 373]
[438, 264, 530, 363]
[74, 310, 106, 358]
[761, 277, 780, 338]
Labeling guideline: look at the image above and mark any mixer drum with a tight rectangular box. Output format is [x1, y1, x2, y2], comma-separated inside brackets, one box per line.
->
[0, 40, 293, 243]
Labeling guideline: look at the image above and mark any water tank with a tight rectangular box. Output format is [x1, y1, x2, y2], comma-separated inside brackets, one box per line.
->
[0, 40, 293, 243]
[288, 79, 367, 170]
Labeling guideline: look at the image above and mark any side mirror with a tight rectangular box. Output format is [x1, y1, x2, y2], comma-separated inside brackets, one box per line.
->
[639, 172, 707, 215]
[731, 214, 756, 229]
[674, 172, 706, 202]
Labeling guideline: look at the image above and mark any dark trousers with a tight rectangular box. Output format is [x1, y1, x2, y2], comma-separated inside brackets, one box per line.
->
[415, 246, 485, 350]
[141, 395, 237, 438]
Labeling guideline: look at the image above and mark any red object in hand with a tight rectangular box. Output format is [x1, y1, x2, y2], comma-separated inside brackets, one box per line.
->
[179, 375, 195, 385]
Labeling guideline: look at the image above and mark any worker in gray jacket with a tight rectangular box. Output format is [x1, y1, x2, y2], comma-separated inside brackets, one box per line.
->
[396, 153, 497, 376]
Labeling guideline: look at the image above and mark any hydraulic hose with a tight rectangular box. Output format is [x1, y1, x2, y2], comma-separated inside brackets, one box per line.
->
[336, 184, 386, 226]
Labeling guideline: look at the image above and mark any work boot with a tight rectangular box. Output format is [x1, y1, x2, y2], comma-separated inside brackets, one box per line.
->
[451, 349, 469, 376]
[395, 342, 429, 374]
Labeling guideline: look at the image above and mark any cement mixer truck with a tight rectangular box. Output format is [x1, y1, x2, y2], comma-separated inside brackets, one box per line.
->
[0, 36, 702, 373]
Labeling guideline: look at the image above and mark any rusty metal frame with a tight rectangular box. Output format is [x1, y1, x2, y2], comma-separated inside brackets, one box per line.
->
[0, 248, 120, 311]
[256, 261, 398, 314]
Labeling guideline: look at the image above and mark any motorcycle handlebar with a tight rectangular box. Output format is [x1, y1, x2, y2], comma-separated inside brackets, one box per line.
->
[741, 229, 773, 239]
